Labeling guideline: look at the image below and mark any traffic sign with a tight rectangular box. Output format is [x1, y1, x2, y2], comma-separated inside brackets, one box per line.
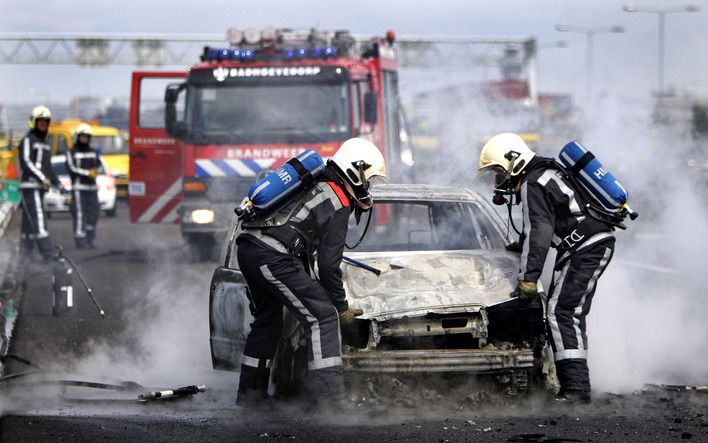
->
[0, 179, 20, 203]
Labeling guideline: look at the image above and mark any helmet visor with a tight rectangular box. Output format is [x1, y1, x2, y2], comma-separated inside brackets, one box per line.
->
[479, 165, 510, 188]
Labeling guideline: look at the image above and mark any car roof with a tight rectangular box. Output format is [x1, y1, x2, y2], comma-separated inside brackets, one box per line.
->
[370, 183, 485, 203]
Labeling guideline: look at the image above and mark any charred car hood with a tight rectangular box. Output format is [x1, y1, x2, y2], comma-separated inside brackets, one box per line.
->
[341, 250, 522, 321]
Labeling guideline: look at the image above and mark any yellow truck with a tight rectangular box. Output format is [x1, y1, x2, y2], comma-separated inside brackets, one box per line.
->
[47, 119, 129, 197]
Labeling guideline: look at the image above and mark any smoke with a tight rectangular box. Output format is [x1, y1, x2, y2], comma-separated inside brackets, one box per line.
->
[403, 56, 708, 393]
[581, 93, 708, 392]
[67, 241, 237, 398]
[0, 226, 238, 415]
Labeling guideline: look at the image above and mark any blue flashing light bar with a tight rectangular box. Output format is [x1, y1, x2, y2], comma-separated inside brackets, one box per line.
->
[204, 46, 337, 62]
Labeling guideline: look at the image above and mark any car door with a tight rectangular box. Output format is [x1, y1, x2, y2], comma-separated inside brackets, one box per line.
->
[128, 71, 186, 223]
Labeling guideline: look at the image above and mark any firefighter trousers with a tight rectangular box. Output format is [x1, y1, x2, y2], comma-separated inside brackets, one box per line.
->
[546, 239, 615, 393]
[236, 238, 343, 401]
[20, 188, 52, 259]
[71, 189, 99, 248]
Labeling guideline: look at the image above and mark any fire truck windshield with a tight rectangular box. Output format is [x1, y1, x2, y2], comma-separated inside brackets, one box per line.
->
[185, 81, 350, 144]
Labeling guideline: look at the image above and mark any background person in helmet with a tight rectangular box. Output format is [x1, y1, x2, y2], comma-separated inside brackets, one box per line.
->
[478, 132, 615, 403]
[18, 105, 64, 260]
[66, 123, 101, 249]
[235, 138, 386, 409]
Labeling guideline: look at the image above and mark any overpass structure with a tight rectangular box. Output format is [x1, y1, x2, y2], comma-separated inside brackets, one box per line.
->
[0, 32, 538, 104]
[0, 32, 536, 69]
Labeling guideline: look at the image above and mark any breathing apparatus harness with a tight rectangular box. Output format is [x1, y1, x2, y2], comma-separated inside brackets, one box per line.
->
[492, 151, 634, 255]
[542, 159, 628, 255]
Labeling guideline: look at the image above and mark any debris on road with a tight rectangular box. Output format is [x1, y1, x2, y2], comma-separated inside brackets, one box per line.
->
[138, 384, 207, 402]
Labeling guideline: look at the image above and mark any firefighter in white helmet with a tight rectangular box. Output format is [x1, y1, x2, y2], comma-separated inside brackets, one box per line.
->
[66, 123, 102, 248]
[18, 105, 64, 260]
[479, 133, 615, 404]
[235, 137, 385, 410]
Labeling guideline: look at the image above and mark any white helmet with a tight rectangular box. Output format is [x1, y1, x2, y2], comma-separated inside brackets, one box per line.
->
[330, 138, 386, 208]
[73, 123, 94, 143]
[28, 105, 52, 129]
[478, 133, 536, 177]
[331, 138, 386, 187]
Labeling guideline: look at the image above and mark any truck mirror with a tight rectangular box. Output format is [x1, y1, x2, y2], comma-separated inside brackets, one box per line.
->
[165, 82, 186, 137]
[364, 92, 377, 124]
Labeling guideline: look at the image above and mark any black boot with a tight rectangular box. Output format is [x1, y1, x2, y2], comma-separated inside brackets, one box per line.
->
[553, 388, 591, 404]
[306, 367, 359, 414]
[236, 364, 270, 408]
[553, 359, 592, 404]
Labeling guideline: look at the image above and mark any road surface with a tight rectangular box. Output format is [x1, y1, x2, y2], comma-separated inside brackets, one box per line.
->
[0, 203, 706, 442]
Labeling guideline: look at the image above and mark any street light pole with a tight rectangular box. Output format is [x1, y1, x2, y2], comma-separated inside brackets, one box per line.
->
[622, 3, 702, 95]
[586, 31, 594, 100]
[658, 11, 665, 93]
[555, 24, 624, 103]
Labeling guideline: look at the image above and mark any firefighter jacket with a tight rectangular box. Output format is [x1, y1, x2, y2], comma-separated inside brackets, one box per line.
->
[18, 129, 59, 189]
[66, 142, 101, 191]
[239, 168, 354, 312]
[519, 156, 613, 282]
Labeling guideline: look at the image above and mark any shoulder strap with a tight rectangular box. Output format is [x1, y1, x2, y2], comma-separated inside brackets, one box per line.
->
[324, 181, 350, 207]
[569, 151, 595, 175]
[287, 157, 314, 189]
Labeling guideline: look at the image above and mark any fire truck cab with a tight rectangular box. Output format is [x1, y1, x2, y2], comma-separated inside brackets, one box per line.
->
[128, 28, 408, 258]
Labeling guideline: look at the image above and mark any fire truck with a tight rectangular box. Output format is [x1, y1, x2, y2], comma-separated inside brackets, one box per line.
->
[128, 28, 407, 257]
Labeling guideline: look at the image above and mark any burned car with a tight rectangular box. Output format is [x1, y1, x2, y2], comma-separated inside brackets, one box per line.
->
[210, 184, 549, 397]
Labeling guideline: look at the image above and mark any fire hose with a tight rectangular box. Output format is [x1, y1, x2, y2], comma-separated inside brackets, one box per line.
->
[54, 246, 105, 317]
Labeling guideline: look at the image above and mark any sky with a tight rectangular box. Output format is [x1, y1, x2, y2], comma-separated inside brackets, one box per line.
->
[1, 0, 708, 108]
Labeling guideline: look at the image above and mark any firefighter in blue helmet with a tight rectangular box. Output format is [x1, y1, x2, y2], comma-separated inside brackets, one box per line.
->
[18, 105, 64, 260]
[478, 133, 615, 404]
[66, 123, 101, 249]
[235, 138, 386, 410]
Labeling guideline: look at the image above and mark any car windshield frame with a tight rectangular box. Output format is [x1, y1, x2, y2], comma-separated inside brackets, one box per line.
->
[346, 198, 508, 253]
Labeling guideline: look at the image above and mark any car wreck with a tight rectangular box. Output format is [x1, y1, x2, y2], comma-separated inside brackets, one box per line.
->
[210, 184, 550, 397]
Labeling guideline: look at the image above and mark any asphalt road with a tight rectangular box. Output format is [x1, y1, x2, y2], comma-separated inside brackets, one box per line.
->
[0, 202, 707, 442]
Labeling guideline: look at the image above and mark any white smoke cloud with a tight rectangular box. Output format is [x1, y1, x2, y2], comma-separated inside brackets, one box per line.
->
[404, 58, 708, 393]
[583, 93, 708, 392]
[69, 245, 237, 397]
[0, 226, 238, 414]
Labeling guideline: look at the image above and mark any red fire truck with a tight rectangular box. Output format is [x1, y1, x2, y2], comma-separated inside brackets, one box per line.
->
[128, 28, 408, 257]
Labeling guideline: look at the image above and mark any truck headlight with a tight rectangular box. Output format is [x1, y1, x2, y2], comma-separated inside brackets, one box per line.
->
[190, 209, 215, 224]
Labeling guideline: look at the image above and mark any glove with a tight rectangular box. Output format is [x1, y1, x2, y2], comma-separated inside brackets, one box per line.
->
[511, 280, 538, 299]
[88, 169, 98, 179]
[338, 308, 363, 325]
[42, 178, 51, 188]
[58, 184, 69, 195]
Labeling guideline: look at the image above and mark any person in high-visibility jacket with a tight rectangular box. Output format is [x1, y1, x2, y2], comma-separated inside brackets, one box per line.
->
[478, 133, 615, 404]
[235, 138, 386, 410]
[18, 105, 64, 260]
[66, 123, 101, 249]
